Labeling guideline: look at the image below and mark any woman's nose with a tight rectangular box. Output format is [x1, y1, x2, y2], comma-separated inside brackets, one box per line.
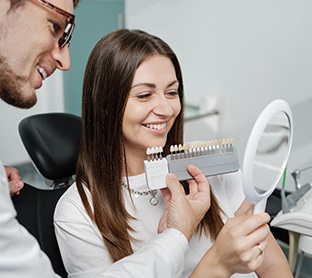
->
[51, 44, 71, 71]
[152, 96, 174, 116]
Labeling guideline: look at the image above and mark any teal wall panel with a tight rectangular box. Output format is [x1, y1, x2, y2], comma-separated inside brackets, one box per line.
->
[64, 0, 125, 115]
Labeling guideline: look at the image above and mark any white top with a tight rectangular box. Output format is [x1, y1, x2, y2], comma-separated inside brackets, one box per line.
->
[54, 170, 257, 277]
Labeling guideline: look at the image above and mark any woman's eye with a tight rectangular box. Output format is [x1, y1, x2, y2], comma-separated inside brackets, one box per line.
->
[137, 92, 152, 100]
[166, 90, 179, 98]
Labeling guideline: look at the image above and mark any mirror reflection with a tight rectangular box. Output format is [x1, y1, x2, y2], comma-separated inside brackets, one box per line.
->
[253, 111, 290, 194]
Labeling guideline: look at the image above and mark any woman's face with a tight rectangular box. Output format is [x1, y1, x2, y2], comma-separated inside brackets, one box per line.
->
[123, 55, 181, 158]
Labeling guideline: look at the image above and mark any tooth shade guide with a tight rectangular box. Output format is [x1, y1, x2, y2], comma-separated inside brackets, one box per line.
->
[144, 138, 239, 189]
[167, 138, 234, 158]
[146, 146, 164, 161]
[146, 137, 234, 163]
[146, 148, 151, 161]
[158, 146, 163, 158]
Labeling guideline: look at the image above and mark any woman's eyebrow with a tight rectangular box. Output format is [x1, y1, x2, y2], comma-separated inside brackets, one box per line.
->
[131, 82, 156, 89]
[167, 80, 179, 88]
[131, 80, 179, 89]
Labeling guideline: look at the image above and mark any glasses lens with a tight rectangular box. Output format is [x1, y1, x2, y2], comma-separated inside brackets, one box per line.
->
[59, 22, 75, 48]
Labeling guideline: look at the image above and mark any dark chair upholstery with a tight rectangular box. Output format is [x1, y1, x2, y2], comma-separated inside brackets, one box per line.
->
[266, 188, 290, 244]
[13, 184, 70, 277]
[17, 113, 82, 187]
[12, 113, 82, 278]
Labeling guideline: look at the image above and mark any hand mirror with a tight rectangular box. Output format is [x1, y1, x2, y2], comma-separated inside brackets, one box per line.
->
[242, 99, 293, 213]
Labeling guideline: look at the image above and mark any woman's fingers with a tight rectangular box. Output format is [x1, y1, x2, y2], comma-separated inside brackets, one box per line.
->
[187, 165, 210, 196]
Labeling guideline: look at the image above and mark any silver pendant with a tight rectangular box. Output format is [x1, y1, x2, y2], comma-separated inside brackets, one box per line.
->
[149, 196, 159, 206]
[149, 190, 159, 206]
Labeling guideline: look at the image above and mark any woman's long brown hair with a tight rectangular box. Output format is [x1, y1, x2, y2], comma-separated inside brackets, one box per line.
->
[76, 29, 224, 262]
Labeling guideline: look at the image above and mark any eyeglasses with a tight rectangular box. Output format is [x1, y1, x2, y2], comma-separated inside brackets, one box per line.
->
[30, 0, 76, 48]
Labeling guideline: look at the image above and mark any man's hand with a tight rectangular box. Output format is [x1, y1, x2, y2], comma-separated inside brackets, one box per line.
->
[5, 166, 24, 196]
[158, 165, 210, 241]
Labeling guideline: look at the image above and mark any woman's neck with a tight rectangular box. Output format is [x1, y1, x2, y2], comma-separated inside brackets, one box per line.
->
[123, 149, 146, 176]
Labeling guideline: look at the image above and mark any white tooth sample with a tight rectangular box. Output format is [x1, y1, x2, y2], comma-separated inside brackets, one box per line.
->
[170, 145, 174, 153]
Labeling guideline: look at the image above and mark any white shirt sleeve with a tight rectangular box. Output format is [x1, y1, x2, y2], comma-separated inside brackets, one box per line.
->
[96, 229, 188, 278]
[0, 161, 59, 278]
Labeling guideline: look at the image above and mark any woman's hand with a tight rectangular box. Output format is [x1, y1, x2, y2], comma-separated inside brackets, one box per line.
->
[191, 206, 271, 277]
[158, 165, 211, 241]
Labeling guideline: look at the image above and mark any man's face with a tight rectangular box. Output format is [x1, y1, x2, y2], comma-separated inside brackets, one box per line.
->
[0, 0, 74, 108]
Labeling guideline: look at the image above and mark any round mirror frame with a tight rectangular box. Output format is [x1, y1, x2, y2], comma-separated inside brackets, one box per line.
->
[242, 99, 293, 209]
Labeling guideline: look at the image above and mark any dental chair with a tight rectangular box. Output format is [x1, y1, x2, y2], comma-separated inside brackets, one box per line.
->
[12, 112, 81, 278]
[266, 166, 312, 246]
[266, 189, 290, 244]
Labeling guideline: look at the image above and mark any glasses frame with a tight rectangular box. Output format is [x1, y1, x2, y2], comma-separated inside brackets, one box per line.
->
[30, 0, 76, 48]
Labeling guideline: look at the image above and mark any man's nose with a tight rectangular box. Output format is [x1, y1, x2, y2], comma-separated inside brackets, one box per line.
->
[52, 44, 71, 71]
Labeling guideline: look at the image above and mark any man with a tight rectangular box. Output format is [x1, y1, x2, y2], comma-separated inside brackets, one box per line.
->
[0, 1, 211, 277]
[1, 0, 79, 195]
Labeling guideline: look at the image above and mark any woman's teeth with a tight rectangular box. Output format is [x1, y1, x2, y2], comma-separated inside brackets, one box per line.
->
[145, 123, 167, 130]
[36, 65, 47, 80]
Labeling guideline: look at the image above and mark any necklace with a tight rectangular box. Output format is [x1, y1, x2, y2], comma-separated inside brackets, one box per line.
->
[122, 181, 159, 206]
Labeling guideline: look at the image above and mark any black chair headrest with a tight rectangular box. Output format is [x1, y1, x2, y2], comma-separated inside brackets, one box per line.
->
[18, 113, 81, 181]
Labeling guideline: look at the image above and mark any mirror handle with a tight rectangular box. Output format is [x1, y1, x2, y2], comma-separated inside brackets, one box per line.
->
[253, 198, 268, 214]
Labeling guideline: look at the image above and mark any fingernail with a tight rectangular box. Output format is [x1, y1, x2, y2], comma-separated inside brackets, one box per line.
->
[167, 173, 175, 179]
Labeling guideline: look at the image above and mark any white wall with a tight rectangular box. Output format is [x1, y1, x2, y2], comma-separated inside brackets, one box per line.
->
[0, 71, 64, 166]
[2, 1, 312, 190]
[126, 0, 312, 190]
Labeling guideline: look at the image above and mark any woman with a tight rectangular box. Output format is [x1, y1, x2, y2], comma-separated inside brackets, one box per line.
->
[54, 29, 292, 277]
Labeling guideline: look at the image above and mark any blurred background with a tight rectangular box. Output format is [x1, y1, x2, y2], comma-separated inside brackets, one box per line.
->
[1, 0, 312, 193]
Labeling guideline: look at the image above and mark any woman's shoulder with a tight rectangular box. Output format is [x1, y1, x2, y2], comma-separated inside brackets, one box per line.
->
[57, 182, 80, 205]
[54, 182, 88, 221]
